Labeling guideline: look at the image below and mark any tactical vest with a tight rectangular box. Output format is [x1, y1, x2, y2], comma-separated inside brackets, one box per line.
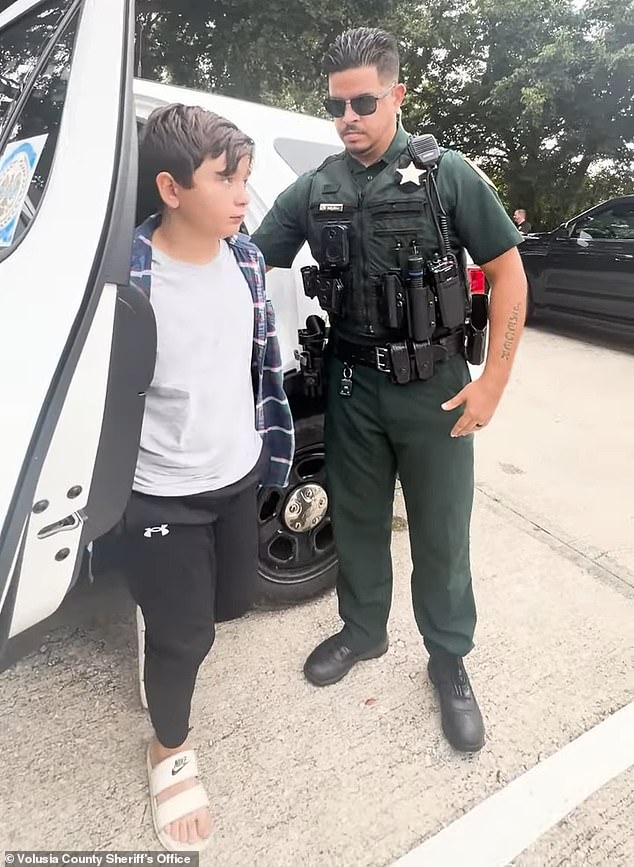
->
[305, 142, 462, 341]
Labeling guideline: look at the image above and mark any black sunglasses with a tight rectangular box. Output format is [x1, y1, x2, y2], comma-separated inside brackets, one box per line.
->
[323, 84, 396, 118]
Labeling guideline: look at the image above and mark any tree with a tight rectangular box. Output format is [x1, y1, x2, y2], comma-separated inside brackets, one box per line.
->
[397, 0, 634, 227]
[134, 0, 396, 110]
[132, 0, 633, 228]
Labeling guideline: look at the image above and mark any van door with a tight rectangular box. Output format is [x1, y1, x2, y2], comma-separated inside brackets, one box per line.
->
[0, 0, 155, 650]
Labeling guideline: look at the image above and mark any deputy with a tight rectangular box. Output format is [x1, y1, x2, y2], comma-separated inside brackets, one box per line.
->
[252, 27, 527, 752]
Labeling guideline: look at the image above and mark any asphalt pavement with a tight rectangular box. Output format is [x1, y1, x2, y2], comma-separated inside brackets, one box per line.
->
[1, 320, 633, 866]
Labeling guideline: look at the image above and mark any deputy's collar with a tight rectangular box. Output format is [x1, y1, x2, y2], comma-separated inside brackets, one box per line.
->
[345, 124, 410, 175]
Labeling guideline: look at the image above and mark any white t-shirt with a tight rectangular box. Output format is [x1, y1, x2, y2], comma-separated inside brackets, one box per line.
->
[134, 240, 263, 496]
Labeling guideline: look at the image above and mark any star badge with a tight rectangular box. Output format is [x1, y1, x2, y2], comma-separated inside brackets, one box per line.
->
[395, 161, 425, 186]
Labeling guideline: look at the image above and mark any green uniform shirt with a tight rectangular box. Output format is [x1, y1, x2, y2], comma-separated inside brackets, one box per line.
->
[252, 125, 523, 269]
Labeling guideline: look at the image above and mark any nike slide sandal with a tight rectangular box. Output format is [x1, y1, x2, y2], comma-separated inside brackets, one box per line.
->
[146, 745, 212, 851]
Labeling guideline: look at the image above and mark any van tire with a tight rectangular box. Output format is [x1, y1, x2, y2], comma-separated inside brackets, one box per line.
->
[255, 415, 338, 607]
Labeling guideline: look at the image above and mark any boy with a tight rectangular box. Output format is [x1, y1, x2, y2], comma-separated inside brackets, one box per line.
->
[125, 104, 294, 851]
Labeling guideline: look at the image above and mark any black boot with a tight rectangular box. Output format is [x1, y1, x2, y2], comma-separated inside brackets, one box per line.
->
[304, 632, 389, 686]
[428, 653, 485, 752]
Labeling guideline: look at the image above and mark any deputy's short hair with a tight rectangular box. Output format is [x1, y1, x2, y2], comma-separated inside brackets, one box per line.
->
[140, 103, 254, 188]
[322, 27, 400, 82]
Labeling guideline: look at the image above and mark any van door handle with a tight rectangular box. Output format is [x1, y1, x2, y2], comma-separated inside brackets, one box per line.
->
[37, 513, 82, 540]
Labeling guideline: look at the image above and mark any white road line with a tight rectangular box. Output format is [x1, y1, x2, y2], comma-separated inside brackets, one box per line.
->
[393, 700, 634, 867]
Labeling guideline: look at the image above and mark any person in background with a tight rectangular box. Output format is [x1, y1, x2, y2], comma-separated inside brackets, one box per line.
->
[513, 208, 532, 233]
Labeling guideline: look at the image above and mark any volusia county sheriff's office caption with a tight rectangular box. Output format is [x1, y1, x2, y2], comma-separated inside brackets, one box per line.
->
[5, 855, 196, 866]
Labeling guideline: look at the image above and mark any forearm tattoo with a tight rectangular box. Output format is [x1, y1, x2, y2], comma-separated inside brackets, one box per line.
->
[501, 303, 521, 361]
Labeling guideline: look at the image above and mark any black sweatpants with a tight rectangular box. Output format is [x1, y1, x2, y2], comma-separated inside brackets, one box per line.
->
[121, 474, 259, 748]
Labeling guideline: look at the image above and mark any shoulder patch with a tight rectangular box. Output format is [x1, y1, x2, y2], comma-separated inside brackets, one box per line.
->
[461, 155, 497, 189]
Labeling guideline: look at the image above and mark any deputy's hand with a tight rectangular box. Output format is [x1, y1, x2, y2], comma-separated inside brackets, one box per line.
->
[441, 377, 503, 437]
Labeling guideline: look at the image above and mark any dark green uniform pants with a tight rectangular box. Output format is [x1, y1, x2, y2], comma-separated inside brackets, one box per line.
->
[325, 352, 476, 658]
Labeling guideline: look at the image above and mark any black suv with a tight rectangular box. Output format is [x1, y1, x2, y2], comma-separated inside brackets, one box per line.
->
[520, 195, 634, 333]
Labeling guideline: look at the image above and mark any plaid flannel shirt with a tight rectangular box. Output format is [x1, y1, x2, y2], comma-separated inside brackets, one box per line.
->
[130, 215, 294, 488]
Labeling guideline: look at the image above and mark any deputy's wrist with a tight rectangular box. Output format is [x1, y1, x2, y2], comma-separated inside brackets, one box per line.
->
[479, 365, 510, 394]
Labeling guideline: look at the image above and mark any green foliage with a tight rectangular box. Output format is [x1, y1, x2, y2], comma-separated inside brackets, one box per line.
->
[135, 0, 396, 105]
[397, 0, 634, 227]
[135, 0, 634, 229]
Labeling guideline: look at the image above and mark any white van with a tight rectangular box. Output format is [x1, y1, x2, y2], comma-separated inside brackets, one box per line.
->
[0, 0, 485, 657]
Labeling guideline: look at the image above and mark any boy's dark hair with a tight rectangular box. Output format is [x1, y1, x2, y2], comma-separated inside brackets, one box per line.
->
[322, 28, 400, 82]
[140, 103, 254, 189]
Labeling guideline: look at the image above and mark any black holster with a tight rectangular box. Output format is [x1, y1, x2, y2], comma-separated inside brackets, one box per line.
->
[301, 266, 346, 317]
[465, 293, 489, 365]
[296, 316, 327, 397]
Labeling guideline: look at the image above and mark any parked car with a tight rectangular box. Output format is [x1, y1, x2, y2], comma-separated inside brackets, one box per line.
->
[520, 195, 634, 332]
[0, 0, 487, 657]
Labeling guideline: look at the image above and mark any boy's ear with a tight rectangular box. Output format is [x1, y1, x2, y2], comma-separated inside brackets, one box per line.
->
[155, 171, 180, 210]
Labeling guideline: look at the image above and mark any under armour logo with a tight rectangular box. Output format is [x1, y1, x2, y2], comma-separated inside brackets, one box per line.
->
[143, 524, 170, 538]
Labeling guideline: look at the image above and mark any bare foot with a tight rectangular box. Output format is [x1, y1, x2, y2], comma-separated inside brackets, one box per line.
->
[149, 737, 213, 846]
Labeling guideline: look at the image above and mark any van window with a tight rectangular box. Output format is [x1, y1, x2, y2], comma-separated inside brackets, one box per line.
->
[0, 2, 72, 130]
[274, 137, 341, 176]
[0, 3, 78, 257]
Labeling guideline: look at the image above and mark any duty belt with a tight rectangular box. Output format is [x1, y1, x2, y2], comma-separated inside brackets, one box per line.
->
[332, 330, 465, 384]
